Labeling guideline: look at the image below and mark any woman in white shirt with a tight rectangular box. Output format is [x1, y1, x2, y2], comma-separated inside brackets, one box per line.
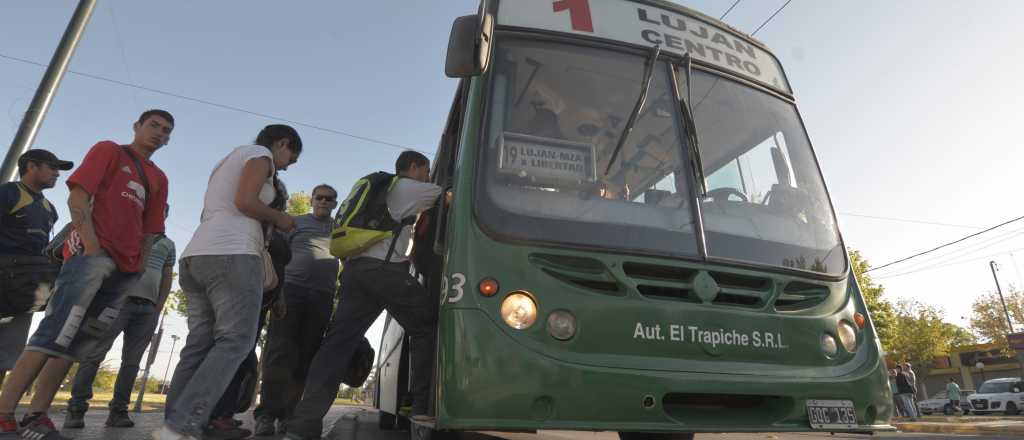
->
[157, 125, 301, 440]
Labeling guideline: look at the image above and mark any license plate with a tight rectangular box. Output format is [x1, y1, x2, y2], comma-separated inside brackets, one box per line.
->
[806, 399, 857, 429]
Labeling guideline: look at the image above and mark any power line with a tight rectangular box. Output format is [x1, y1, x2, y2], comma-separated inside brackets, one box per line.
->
[873, 228, 1024, 278]
[751, 0, 793, 36]
[874, 246, 1024, 280]
[838, 212, 984, 230]
[105, 0, 138, 110]
[872, 225, 1024, 276]
[720, 0, 742, 19]
[865, 214, 1024, 273]
[0, 52, 433, 155]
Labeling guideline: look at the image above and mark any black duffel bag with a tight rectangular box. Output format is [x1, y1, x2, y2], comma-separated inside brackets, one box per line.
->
[343, 337, 375, 388]
[0, 255, 60, 318]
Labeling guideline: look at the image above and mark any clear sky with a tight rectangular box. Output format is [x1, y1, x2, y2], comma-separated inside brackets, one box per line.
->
[3, 0, 1024, 382]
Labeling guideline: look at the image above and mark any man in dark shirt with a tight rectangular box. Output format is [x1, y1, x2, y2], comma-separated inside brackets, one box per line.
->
[254, 184, 339, 436]
[0, 149, 72, 385]
[895, 365, 919, 420]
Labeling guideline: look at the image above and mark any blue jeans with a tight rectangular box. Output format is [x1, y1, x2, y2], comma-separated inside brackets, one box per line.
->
[26, 250, 137, 361]
[165, 254, 262, 436]
[0, 313, 33, 371]
[897, 393, 918, 418]
[67, 297, 158, 413]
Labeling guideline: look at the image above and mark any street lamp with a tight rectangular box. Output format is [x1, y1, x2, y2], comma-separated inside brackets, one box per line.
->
[977, 361, 986, 383]
[161, 334, 180, 394]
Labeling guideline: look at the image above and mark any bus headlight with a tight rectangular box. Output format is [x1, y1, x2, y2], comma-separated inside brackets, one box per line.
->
[547, 310, 577, 340]
[500, 292, 537, 330]
[821, 333, 838, 357]
[837, 321, 857, 352]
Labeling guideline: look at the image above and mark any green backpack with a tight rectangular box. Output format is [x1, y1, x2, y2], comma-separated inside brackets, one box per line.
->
[330, 172, 402, 258]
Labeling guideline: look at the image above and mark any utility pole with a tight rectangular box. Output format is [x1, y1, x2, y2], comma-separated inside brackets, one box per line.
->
[1, 0, 97, 183]
[132, 312, 166, 412]
[160, 335, 180, 394]
[990, 261, 1015, 333]
[990, 261, 1024, 379]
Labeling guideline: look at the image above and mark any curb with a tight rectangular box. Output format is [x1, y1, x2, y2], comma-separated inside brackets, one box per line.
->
[895, 421, 1024, 436]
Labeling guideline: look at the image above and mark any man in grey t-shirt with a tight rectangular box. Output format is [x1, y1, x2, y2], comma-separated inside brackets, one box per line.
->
[64, 232, 176, 429]
[254, 184, 340, 436]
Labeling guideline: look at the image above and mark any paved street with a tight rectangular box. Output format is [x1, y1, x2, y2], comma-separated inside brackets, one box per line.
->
[29, 406, 1012, 440]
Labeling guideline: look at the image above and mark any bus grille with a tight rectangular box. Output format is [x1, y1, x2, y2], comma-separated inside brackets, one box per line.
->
[774, 281, 831, 311]
[707, 271, 771, 307]
[531, 254, 828, 312]
[624, 262, 698, 303]
[530, 254, 623, 296]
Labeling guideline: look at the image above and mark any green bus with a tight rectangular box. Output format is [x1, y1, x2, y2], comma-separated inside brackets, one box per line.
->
[375, 0, 894, 438]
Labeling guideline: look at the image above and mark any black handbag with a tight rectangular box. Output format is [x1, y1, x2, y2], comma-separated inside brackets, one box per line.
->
[343, 337, 375, 388]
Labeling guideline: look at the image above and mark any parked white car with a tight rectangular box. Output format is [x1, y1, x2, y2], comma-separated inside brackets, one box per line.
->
[969, 377, 1024, 415]
[918, 389, 975, 415]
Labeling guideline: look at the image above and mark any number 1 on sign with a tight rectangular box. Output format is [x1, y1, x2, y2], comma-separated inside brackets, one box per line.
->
[553, 0, 594, 32]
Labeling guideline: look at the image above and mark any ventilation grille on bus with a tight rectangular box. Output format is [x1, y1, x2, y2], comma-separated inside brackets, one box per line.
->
[529, 253, 622, 295]
[662, 393, 792, 426]
[708, 271, 772, 308]
[774, 281, 831, 311]
[623, 262, 697, 302]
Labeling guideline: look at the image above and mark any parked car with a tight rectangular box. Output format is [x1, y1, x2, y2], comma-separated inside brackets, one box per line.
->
[970, 377, 1024, 415]
[918, 389, 975, 415]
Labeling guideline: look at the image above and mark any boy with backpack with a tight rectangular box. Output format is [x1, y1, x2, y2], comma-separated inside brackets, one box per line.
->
[284, 151, 442, 440]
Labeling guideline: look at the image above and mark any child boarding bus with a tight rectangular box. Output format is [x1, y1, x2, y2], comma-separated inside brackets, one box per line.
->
[376, 0, 894, 438]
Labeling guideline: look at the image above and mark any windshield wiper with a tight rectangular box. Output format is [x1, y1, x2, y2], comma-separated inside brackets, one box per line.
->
[604, 44, 661, 176]
[678, 52, 708, 198]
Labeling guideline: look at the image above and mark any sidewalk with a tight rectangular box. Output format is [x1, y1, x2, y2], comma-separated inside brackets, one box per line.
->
[894, 415, 1024, 436]
[10, 405, 358, 440]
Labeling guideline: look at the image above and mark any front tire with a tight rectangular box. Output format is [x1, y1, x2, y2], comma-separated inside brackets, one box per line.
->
[619, 432, 696, 440]
[1006, 402, 1019, 415]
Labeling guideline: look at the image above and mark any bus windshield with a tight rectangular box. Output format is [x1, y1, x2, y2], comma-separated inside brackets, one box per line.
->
[684, 69, 845, 275]
[476, 37, 844, 275]
[477, 38, 700, 258]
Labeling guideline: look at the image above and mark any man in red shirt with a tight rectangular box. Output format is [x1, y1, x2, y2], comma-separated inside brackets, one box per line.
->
[0, 110, 173, 439]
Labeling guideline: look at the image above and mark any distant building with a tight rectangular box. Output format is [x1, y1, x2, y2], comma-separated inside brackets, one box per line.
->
[916, 342, 1023, 397]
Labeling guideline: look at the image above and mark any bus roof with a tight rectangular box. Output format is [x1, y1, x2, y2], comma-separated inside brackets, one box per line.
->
[495, 0, 792, 95]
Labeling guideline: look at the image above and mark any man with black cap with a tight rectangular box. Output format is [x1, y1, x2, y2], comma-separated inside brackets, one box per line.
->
[0, 149, 73, 386]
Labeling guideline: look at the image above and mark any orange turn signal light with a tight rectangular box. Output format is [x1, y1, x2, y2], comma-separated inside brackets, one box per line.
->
[854, 312, 866, 329]
[479, 278, 499, 297]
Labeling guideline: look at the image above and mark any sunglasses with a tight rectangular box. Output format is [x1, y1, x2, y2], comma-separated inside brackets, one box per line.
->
[314, 195, 336, 202]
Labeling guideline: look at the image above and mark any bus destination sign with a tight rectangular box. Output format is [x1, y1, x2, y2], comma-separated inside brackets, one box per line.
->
[498, 132, 597, 186]
[498, 0, 792, 94]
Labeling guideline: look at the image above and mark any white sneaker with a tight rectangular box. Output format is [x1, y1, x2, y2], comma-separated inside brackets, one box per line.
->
[152, 425, 199, 440]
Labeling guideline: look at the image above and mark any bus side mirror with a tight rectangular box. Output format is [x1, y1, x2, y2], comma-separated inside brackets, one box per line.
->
[445, 13, 494, 78]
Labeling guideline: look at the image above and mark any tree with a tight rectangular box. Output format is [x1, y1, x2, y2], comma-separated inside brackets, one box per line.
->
[849, 249, 896, 351]
[969, 286, 1024, 353]
[888, 299, 967, 369]
[287, 191, 311, 216]
[944, 323, 979, 348]
[167, 288, 187, 317]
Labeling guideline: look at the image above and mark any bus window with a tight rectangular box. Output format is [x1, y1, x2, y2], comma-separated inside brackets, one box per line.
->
[476, 38, 700, 258]
[686, 68, 844, 274]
